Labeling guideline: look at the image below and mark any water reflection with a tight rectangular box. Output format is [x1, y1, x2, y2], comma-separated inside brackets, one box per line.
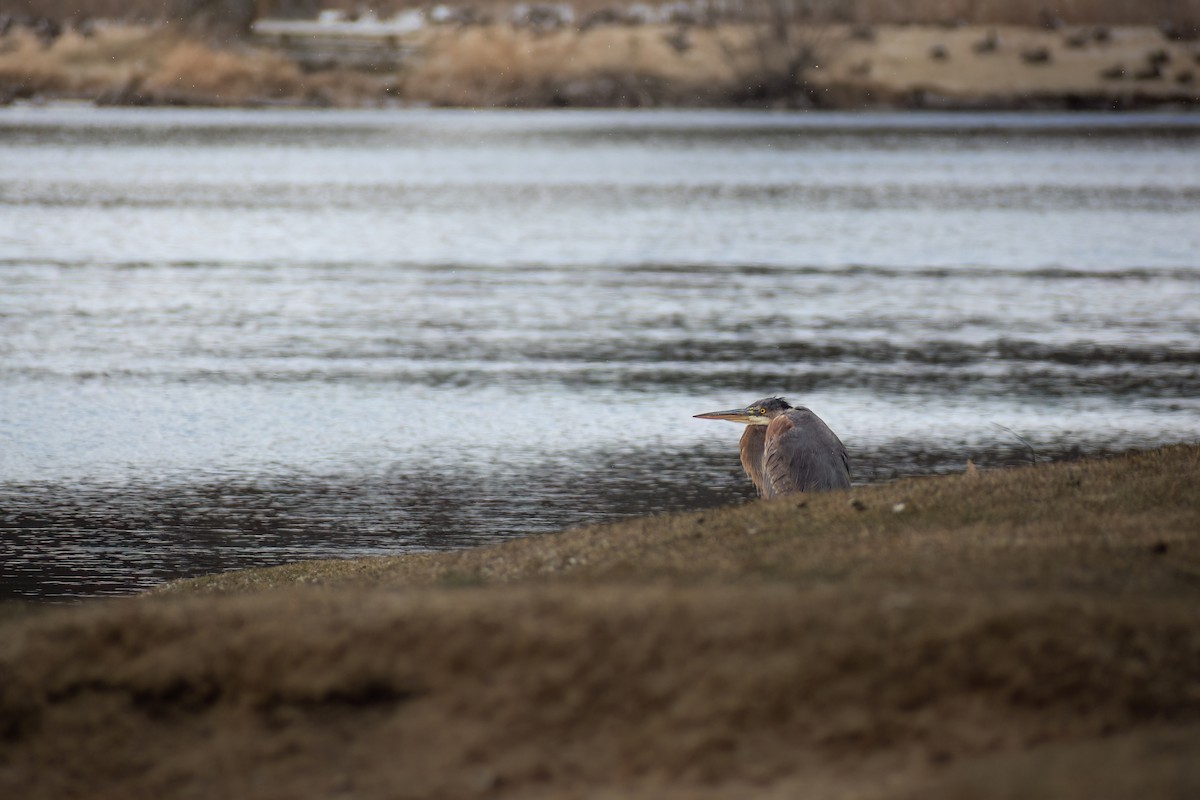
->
[1, 107, 1198, 599]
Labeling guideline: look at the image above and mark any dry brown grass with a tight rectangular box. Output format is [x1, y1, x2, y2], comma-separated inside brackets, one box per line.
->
[585, 22, 1192, 107]
[0, 23, 312, 105]
[398, 21, 1200, 108]
[814, 23, 1200, 105]
[143, 38, 303, 102]
[0, 31, 68, 96]
[1, 446, 1195, 798]
[5, 18, 1196, 109]
[402, 24, 776, 106]
[3, 587, 1199, 799]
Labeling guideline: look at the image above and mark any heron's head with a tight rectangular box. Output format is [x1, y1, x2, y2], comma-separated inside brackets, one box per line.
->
[694, 397, 793, 426]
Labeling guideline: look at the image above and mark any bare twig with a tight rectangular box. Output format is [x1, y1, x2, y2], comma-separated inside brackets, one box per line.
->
[991, 422, 1039, 466]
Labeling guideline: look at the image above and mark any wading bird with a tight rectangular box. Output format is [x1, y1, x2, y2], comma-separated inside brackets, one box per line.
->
[695, 397, 850, 498]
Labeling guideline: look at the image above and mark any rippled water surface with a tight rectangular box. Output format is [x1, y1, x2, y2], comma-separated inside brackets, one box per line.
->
[2, 107, 1199, 599]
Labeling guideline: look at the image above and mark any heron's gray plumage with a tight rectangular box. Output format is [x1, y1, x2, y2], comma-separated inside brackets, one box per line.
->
[761, 407, 850, 496]
[695, 397, 850, 498]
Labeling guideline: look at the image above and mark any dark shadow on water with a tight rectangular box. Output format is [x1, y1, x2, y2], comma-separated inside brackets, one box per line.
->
[0, 437, 1155, 601]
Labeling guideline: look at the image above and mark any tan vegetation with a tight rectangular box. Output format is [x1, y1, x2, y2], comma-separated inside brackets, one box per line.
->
[2, 17, 1198, 108]
[2, 445, 1198, 798]
[0, 25, 303, 105]
[398, 23, 784, 106]
[141, 38, 302, 102]
[2, 0, 1198, 107]
[818, 23, 1200, 106]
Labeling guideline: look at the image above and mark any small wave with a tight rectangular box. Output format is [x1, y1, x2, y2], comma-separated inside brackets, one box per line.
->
[3, 257, 1198, 283]
[6, 181, 1200, 215]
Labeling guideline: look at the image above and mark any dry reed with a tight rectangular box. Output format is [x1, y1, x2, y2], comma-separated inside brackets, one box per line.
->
[143, 39, 303, 101]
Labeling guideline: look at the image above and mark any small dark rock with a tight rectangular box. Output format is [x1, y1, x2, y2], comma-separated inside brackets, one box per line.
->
[929, 44, 949, 61]
[1021, 47, 1052, 65]
[33, 16, 62, 47]
[1064, 30, 1090, 49]
[849, 24, 875, 42]
[1146, 48, 1172, 66]
[1151, 541, 1169, 554]
[662, 27, 691, 54]
[972, 30, 999, 54]
[1159, 21, 1200, 42]
[1100, 64, 1126, 80]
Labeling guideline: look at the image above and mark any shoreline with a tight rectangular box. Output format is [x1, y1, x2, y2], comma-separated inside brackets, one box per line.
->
[2, 22, 1198, 110]
[3, 445, 1195, 797]
[151, 443, 1200, 598]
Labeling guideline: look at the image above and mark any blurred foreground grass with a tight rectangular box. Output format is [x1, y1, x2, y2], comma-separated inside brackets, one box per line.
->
[1, 445, 1198, 799]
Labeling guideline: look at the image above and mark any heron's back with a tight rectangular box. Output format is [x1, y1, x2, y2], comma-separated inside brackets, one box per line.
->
[761, 407, 850, 496]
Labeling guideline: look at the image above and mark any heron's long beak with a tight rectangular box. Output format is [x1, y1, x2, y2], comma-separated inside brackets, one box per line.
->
[693, 407, 756, 423]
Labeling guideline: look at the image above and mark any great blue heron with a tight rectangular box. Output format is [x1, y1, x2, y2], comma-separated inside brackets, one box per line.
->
[695, 397, 850, 498]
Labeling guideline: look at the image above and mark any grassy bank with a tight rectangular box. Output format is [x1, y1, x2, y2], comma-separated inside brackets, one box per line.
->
[2, 445, 1198, 798]
[1, 20, 1197, 108]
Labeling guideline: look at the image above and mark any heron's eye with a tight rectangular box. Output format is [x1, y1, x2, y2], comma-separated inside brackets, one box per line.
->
[756, 407, 766, 415]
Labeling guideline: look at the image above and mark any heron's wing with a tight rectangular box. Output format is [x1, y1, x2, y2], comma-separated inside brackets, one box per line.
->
[738, 424, 770, 497]
[764, 408, 851, 495]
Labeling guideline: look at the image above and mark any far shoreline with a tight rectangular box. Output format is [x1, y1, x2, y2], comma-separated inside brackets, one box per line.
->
[6, 98, 1200, 121]
[2, 21, 1198, 111]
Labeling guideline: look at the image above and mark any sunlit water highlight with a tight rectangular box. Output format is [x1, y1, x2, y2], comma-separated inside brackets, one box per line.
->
[2, 107, 1198, 599]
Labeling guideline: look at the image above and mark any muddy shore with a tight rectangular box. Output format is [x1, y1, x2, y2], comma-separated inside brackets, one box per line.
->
[1, 20, 1198, 109]
[2, 445, 1198, 798]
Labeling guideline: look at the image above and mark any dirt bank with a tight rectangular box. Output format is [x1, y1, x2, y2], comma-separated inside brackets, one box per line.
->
[2, 445, 1198, 798]
[1, 20, 1197, 108]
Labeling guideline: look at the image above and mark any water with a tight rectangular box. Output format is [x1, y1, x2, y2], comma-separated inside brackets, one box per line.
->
[2, 106, 1199, 600]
